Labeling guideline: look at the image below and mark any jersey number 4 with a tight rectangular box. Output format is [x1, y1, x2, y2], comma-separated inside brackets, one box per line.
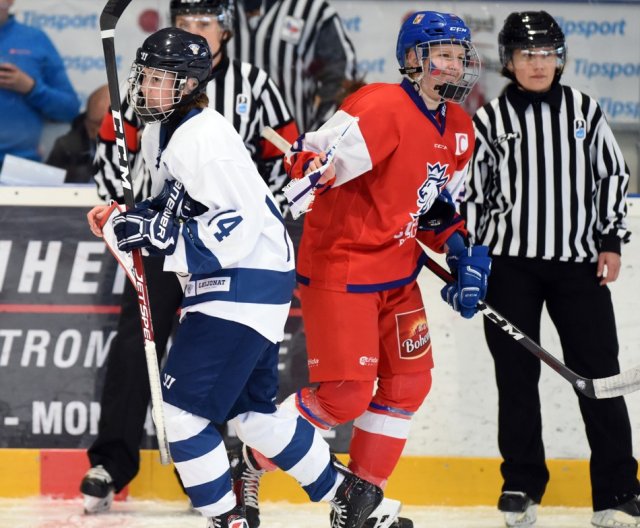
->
[214, 215, 243, 242]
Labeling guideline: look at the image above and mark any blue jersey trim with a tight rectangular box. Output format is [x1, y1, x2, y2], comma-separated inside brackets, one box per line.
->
[182, 267, 295, 307]
[368, 401, 414, 417]
[265, 195, 292, 263]
[296, 253, 427, 293]
[183, 220, 223, 274]
[401, 78, 446, 136]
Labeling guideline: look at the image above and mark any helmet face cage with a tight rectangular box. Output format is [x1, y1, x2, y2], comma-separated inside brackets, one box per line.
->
[396, 11, 481, 103]
[127, 64, 188, 124]
[127, 28, 212, 123]
[498, 11, 566, 76]
[170, 0, 234, 34]
[415, 39, 481, 103]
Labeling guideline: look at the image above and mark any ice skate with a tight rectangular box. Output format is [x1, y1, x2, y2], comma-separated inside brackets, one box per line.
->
[206, 505, 249, 528]
[498, 491, 538, 527]
[329, 460, 383, 528]
[229, 445, 265, 528]
[363, 497, 414, 527]
[80, 465, 115, 514]
[591, 494, 640, 527]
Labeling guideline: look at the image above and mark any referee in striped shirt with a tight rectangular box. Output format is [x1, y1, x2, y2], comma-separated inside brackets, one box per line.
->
[460, 11, 640, 528]
[83, 0, 300, 513]
[228, 0, 357, 132]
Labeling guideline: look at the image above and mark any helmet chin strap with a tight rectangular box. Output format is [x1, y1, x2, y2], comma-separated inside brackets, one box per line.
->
[435, 82, 459, 99]
[210, 46, 223, 65]
[406, 75, 445, 110]
[400, 54, 446, 106]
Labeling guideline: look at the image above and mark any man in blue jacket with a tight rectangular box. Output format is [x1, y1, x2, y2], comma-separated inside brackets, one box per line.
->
[0, 0, 79, 168]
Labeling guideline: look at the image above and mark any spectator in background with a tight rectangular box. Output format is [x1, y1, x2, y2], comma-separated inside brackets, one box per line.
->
[47, 84, 110, 183]
[461, 11, 640, 528]
[0, 0, 79, 168]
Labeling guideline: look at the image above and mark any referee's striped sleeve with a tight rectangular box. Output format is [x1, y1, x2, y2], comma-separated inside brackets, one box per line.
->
[462, 105, 495, 246]
[592, 108, 631, 244]
[93, 96, 150, 203]
[462, 85, 631, 262]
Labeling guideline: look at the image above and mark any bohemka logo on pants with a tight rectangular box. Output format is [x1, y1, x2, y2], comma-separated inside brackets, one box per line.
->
[396, 307, 431, 360]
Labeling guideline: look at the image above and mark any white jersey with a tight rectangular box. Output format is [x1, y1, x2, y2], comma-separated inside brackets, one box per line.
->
[141, 107, 295, 343]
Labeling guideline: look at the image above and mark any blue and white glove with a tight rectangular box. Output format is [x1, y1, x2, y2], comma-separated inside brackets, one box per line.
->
[113, 206, 180, 256]
[146, 180, 208, 219]
[441, 232, 491, 319]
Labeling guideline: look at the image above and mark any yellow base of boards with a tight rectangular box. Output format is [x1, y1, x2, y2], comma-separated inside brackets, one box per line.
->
[0, 448, 603, 506]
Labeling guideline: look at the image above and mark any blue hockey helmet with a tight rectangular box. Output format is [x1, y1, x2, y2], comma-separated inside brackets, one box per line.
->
[396, 11, 472, 69]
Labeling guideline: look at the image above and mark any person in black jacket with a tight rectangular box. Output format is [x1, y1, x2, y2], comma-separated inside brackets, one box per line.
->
[46, 84, 109, 183]
[461, 11, 640, 528]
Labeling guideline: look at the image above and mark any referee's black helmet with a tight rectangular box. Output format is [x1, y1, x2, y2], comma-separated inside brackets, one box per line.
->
[498, 11, 566, 80]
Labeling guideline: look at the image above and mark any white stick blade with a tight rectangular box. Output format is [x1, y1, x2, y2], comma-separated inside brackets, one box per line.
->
[593, 365, 640, 398]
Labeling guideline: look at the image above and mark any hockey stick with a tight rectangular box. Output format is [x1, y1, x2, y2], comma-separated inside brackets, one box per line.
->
[424, 256, 640, 399]
[260, 126, 640, 400]
[261, 126, 291, 154]
[262, 119, 356, 219]
[100, 0, 171, 464]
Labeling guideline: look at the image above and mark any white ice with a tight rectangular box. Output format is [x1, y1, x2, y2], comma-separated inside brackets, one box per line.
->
[0, 498, 597, 527]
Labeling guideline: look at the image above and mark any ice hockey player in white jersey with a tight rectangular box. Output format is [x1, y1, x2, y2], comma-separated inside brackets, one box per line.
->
[86, 28, 382, 528]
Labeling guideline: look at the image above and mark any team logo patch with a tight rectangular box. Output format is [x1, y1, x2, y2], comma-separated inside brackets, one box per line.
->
[412, 13, 425, 24]
[455, 133, 469, 155]
[414, 162, 449, 218]
[236, 94, 249, 116]
[396, 308, 431, 360]
[281, 16, 304, 44]
[184, 277, 231, 297]
[574, 119, 586, 140]
[188, 43, 201, 55]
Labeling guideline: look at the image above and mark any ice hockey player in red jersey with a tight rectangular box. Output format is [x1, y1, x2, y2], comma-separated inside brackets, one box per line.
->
[235, 11, 493, 528]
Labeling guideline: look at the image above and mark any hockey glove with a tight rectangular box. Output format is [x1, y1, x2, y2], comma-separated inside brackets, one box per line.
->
[418, 190, 456, 231]
[283, 134, 315, 180]
[113, 206, 180, 256]
[441, 235, 491, 319]
[146, 180, 208, 219]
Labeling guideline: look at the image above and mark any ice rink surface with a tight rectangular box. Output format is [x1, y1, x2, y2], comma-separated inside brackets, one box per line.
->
[0, 498, 597, 528]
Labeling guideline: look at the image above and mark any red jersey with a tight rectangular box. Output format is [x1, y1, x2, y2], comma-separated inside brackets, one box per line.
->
[296, 80, 474, 292]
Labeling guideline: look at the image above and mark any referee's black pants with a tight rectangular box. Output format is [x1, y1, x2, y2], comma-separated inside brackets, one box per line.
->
[484, 256, 640, 511]
[88, 256, 183, 492]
